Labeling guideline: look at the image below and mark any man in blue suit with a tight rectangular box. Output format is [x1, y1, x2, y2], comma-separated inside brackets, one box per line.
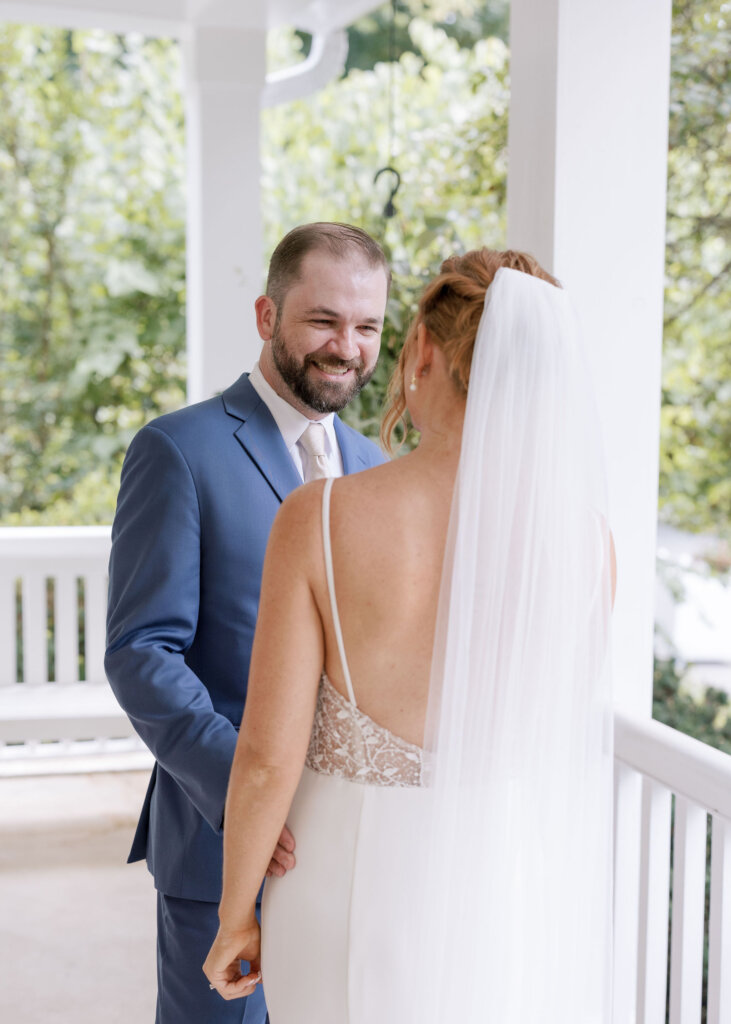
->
[105, 222, 389, 1023]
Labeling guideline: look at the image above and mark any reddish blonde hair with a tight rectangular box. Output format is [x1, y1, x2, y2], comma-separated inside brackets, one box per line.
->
[381, 248, 560, 452]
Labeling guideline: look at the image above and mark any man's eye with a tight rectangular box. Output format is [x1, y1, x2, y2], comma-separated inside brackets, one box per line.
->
[312, 319, 334, 326]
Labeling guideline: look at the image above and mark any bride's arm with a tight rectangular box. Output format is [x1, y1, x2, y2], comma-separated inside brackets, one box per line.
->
[204, 483, 325, 997]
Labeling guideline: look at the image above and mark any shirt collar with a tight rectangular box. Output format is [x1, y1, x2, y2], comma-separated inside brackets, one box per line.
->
[248, 362, 338, 456]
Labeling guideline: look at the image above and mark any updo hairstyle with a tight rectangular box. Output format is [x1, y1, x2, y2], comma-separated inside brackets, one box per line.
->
[380, 247, 559, 452]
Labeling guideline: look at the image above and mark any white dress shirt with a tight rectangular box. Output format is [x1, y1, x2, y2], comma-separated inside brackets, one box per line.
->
[247, 362, 344, 480]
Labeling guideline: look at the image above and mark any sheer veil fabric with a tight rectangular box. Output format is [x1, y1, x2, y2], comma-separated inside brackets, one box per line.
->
[394, 268, 613, 1021]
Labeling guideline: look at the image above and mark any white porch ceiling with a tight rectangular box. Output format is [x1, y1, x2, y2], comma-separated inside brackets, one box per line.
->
[0, 0, 382, 35]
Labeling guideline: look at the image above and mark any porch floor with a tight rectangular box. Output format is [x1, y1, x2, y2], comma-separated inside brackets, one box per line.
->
[0, 772, 156, 1023]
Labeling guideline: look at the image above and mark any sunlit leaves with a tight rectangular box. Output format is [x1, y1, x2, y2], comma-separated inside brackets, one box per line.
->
[660, 0, 731, 539]
[0, 25, 186, 521]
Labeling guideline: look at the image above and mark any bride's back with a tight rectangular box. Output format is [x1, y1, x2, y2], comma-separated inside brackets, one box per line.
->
[315, 452, 456, 749]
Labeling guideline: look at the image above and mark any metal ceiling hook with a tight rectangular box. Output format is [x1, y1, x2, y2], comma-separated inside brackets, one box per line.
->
[373, 166, 401, 219]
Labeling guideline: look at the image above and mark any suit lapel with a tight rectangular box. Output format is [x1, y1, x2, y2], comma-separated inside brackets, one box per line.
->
[223, 374, 371, 496]
[223, 375, 302, 502]
[334, 416, 370, 476]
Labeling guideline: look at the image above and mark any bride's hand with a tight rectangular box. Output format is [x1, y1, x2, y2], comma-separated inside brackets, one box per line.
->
[203, 920, 262, 1001]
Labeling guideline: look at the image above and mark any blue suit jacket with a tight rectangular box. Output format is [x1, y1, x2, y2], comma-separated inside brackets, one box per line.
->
[105, 373, 385, 901]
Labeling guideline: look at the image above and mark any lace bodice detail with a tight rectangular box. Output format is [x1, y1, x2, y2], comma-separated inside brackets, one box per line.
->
[305, 675, 425, 788]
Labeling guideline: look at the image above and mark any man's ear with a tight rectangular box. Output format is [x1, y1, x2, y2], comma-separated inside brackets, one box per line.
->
[255, 295, 277, 341]
[415, 321, 434, 377]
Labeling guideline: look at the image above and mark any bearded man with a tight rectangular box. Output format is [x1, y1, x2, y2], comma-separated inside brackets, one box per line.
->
[105, 223, 389, 1024]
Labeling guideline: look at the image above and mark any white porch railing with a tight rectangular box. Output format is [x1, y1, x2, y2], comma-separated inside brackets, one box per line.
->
[0, 526, 150, 769]
[1, 527, 731, 1020]
[614, 712, 731, 1024]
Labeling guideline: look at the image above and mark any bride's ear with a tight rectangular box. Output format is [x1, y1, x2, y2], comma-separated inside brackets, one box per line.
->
[414, 322, 434, 379]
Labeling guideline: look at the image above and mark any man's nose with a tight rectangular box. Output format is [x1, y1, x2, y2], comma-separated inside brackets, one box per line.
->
[327, 326, 359, 360]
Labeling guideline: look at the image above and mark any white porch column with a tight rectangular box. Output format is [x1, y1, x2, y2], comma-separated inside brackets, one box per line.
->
[506, 5, 672, 1022]
[182, 22, 267, 402]
[507, 0, 672, 716]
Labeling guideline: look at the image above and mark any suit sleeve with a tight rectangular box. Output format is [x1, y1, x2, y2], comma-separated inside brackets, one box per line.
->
[105, 424, 237, 833]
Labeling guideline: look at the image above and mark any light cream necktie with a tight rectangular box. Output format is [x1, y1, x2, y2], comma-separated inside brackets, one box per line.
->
[299, 422, 330, 482]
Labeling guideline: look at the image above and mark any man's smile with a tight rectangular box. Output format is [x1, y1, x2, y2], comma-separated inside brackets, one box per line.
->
[308, 359, 356, 378]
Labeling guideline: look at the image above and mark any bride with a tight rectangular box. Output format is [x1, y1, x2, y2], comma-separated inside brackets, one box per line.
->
[203, 248, 616, 1023]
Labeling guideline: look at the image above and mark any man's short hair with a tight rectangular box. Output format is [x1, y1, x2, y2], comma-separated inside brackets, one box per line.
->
[266, 222, 391, 310]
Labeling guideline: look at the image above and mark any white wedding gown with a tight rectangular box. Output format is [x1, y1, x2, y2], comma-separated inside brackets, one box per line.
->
[261, 478, 430, 1024]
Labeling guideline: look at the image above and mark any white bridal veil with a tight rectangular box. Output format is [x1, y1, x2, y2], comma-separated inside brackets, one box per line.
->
[397, 267, 614, 1022]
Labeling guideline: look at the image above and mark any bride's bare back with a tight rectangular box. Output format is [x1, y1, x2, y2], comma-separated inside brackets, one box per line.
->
[312, 452, 457, 748]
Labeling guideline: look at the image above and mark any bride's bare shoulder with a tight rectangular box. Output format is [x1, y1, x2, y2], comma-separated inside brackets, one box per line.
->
[274, 478, 327, 533]
[274, 456, 412, 545]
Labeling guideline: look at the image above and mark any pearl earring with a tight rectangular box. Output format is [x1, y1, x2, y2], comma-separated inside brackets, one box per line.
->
[409, 374, 418, 392]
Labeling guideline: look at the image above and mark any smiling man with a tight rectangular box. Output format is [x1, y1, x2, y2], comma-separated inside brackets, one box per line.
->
[105, 223, 389, 1024]
[255, 233, 387, 432]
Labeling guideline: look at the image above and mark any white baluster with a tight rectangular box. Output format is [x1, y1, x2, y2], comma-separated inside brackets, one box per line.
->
[0, 575, 17, 686]
[21, 572, 48, 685]
[614, 760, 642, 1024]
[707, 816, 731, 1024]
[53, 572, 79, 685]
[669, 797, 707, 1024]
[637, 778, 672, 1024]
[83, 572, 108, 684]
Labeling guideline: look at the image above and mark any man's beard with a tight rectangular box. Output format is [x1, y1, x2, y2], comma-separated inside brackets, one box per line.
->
[271, 328, 375, 414]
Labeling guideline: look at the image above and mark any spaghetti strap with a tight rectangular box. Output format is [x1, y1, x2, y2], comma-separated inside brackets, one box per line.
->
[321, 478, 358, 707]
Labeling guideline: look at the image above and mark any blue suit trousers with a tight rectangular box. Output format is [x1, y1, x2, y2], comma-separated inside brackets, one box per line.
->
[156, 893, 268, 1024]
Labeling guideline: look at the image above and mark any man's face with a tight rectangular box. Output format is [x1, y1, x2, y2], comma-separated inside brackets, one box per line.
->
[260, 250, 388, 415]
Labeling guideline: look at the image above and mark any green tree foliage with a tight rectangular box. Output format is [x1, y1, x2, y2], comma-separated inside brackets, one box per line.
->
[0, 27, 186, 523]
[343, 0, 508, 71]
[660, 0, 731, 539]
[654, 656, 731, 754]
